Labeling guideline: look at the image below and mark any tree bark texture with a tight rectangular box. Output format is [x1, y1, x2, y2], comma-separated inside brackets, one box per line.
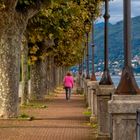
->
[52, 57, 56, 89]
[21, 36, 29, 105]
[30, 60, 47, 100]
[55, 67, 59, 87]
[57, 67, 60, 86]
[46, 57, 51, 94]
[44, 57, 48, 96]
[47, 56, 54, 93]
[49, 57, 54, 92]
[59, 67, 62, 85]
[0, 11, 27, 118]
[46, 57, 50, 95]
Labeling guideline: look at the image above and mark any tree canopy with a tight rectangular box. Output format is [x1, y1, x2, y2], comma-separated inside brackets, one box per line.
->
[26, 0, 103, 66]
[0, 0, 103, 67]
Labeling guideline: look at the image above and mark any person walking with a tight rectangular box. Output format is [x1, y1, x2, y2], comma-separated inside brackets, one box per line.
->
[63, 71, 74, 100]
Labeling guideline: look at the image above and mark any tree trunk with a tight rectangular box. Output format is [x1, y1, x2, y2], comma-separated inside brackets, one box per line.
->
[55, 67, 59, 87]
[46, 57, 51, 94]
[51, 57, 56, 92]
[0, 15, 26, 118]
[46, 57, 49, 95]
[30, 60, 46, 100]
[48, 57, 54, 93]
[52, 57, 56, 90]
[0, 4, 41, 118]
[44, 57, 48, 96]
[21, 35, 29, 105]
[50, 57, 53, 92]
[58, 67, 62, 86]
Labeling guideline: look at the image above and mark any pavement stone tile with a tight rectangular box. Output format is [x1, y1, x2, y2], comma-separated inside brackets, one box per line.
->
[0, 92, 96, 140]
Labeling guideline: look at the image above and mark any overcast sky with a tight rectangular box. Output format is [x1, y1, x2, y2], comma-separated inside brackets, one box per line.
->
[97, 0, 140, 24]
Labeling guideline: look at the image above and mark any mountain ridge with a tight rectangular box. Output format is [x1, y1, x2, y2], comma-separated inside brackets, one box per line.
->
[92, 16, 140, 63]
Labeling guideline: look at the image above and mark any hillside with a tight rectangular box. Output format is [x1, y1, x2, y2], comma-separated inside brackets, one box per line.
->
[92, 16, 140, 63]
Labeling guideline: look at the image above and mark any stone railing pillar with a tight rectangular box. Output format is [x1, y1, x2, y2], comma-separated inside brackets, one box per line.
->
[90, 81, 99, 123]
[108, 95, 140, 140]
[84, 79, 90, 106]
[86, 81, 97, 109]
[97, 85, 115, 139]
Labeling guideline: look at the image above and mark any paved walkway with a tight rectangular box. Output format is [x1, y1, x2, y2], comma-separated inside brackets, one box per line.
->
[0, 89, 96, 140]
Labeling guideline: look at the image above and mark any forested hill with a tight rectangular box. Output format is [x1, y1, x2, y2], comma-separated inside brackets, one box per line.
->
[92, 16, 140, 63]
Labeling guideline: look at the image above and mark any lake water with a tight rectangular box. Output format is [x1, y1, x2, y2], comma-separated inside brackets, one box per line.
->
[96, 75, 140, 87]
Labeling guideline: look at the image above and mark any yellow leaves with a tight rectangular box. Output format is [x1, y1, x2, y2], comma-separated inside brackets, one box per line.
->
[39, 53, 47, 60]
[28, 55, 38, 65]
[0, 3, 5, 10]
[29, 45, 39, 54]
[48, 33, 53, 39]
[26, 0, 102, 67]
[81, 11, 89, 21]
[37, 34, 44, 42]
[29, 36, 36, 44]
[42, 9, 52, 17]
[31, 56, 38, 61]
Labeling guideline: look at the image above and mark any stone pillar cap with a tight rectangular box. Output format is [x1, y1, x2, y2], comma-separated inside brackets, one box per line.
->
[108, 95, 140, 114]
[97, 85, 115, 96]
[84, 79, 90, 82]
[87, 81, 99, 87]
[99, 85, 115, 89]
[112, 95, 140, 100]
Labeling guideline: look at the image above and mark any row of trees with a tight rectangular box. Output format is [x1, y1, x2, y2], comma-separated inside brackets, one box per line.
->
[0, 0, 103, 118]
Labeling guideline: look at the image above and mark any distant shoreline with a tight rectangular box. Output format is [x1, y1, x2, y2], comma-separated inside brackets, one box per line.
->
[96, 75, 140, 87]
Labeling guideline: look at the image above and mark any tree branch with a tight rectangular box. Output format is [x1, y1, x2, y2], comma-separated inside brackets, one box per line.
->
[25, 7, 39, 20]
[4, 0, 18, 10]
[24, 0, 51, 20]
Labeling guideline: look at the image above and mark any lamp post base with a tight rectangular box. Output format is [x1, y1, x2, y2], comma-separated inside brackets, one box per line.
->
[91, 73, 96, 81]
[86, 75, 90, 79]
[115, 66, 140, 95]
[99, 69, 113, 85]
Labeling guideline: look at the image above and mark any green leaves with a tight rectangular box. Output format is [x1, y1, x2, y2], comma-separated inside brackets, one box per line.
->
[25, 0, 103, 66]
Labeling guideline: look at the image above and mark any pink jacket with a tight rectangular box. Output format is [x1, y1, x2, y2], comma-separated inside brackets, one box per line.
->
[63, 76, 74, 88]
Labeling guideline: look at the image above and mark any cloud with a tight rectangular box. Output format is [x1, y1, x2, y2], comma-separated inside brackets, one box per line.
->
[97, 0, 140, 24]
[109, 0, 123, 23]
[132, 0, 140, 17]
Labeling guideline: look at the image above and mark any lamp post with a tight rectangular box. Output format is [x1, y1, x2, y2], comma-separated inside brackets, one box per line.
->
[99, 0, 113, 85]
[80, 58, 83, 75]
[84, 19, 91, 79]
[82, 48, 85, 78]
[115, 0, 140, 95]
[78, 63, 82, 76]
[91, 19, 96, 81]
[78, 57, 82, 76]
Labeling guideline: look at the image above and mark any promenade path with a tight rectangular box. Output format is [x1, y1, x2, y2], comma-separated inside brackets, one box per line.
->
[0, 89, 96, 140]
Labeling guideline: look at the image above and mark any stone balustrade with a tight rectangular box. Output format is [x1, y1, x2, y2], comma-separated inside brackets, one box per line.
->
[79, 77, 140, 140]
[96, 85, 115, 139]
[108, 95, 140, 140]
[90, 81, 99, 124]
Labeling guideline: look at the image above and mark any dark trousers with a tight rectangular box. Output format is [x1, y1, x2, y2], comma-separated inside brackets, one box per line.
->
[65, 87, 72, 100]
